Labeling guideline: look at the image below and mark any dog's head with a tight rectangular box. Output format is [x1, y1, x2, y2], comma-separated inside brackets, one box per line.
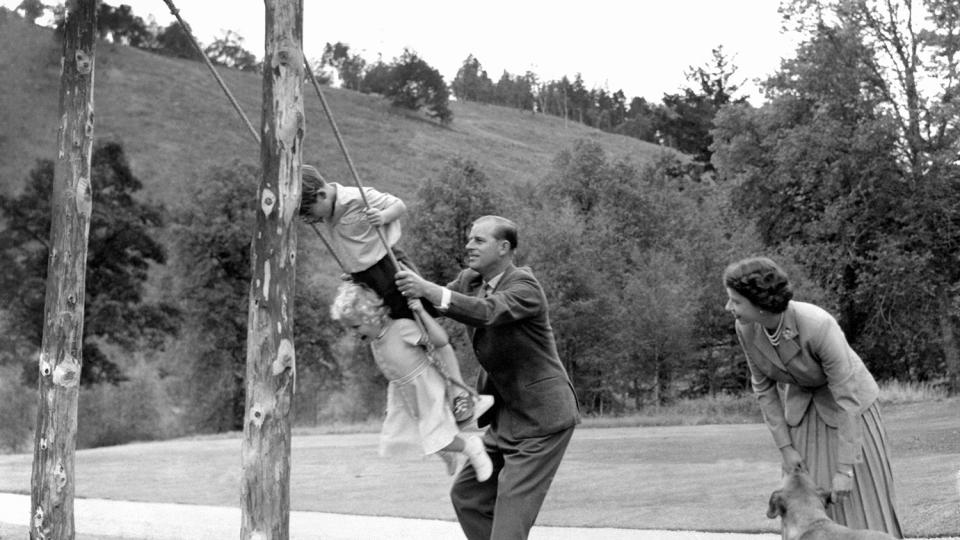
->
[766, 471, 831, 520]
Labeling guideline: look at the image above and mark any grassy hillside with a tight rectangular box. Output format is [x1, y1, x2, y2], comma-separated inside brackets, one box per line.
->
[0, 11, 668, 208]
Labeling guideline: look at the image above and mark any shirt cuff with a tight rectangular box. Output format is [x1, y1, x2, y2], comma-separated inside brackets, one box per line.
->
[439, 287, 451, 311]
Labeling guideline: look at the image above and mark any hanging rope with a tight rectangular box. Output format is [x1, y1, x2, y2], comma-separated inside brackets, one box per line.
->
[303, 55, 477, 398]
[161, 0, 343, 274]
[301, 56, 399, 275]
[160, 0, 475, 398]
[161, 0, 260, 145]
[162, 0, 305, 391]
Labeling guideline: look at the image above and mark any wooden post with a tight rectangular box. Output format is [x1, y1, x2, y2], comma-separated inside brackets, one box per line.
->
[240, 1, 303, 538]
[30, 1, 97, 538]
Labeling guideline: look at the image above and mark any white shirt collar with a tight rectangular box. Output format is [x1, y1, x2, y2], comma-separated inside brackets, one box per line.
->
[483, 271, 505, 292]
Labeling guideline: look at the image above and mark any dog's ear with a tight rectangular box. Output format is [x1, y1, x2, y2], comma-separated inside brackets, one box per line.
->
[816, 487, 832, 509]
[766, 489, 785, 519]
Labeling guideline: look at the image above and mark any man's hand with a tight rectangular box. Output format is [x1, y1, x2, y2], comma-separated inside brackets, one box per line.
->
[396, 269, 432, 299]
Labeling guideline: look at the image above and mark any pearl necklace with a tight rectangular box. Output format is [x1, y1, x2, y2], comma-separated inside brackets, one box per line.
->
[763, 313, 785, 346]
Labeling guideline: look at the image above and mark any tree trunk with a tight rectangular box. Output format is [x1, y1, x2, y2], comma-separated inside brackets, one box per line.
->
[240, 1, 303, 538]
[30, 2, 97, 538]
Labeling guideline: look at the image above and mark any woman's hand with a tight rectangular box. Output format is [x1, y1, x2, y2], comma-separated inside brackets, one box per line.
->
[779, 446, 806, 474]
[407, 297, 423, 312]
[831, 469, 853, 503]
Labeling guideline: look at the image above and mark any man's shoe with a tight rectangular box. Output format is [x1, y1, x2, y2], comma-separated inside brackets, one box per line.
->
[463, 435, 493, 482]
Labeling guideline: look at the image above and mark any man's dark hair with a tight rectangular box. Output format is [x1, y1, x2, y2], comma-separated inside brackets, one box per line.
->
[476, 215, 518, 250]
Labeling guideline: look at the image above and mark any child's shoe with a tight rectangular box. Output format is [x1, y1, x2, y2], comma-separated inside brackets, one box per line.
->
[463, 435, 493, 482]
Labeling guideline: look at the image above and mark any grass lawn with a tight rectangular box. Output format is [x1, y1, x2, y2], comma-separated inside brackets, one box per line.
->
[0, 399, 957, 538]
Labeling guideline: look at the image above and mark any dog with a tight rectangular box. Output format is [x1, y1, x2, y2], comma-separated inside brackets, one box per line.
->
[766, 471, 895, 540]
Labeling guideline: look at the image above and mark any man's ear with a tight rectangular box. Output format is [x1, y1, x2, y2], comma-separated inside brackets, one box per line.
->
[766, 489, 785, 519]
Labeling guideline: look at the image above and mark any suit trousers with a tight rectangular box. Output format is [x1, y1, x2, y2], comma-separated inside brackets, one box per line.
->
[450, 424, 575, 540]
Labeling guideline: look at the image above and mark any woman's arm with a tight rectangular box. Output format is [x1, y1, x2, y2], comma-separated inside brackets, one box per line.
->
[738, 326, 803, 472]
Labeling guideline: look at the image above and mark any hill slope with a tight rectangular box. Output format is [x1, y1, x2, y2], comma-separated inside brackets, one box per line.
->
[0, 11, 668, 207]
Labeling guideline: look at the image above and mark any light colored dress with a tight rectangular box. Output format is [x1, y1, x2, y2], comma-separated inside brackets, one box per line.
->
[370, 318, 458, 457]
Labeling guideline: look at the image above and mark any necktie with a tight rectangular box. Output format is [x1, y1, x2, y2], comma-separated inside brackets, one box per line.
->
[480, 283, 491, 298]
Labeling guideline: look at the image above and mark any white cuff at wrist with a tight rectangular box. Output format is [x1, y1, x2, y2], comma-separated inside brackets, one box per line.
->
[439, 287, 451, 310]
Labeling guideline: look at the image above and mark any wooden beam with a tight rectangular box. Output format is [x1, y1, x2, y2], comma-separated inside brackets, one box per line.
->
[30, 0, 97, 538]
[240, 1, 303, 538]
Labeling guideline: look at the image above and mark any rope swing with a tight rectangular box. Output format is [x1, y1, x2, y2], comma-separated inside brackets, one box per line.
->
[161, 0, 476, 397]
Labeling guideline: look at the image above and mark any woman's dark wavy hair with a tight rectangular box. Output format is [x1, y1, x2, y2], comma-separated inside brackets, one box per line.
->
[723, 257, 793, 313]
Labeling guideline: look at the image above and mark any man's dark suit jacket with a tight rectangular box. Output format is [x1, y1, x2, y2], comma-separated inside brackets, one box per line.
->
[444, 264, 580, 439]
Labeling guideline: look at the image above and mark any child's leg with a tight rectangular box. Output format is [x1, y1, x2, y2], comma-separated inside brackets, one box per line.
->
[350, 256, 413, 320]
[440, 434, 492, 482]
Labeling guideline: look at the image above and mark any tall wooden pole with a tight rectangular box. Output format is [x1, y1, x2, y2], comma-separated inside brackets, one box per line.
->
[30, 0, 97, 538]
[240, 1, 303, 538]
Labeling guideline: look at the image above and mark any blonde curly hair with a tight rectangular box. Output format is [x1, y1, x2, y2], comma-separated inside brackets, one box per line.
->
[330, 282, 388, 328]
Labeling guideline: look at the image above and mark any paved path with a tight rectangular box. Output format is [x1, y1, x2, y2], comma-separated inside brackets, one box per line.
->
[0, 492, 782, 540]
[4, 493, 955, 540]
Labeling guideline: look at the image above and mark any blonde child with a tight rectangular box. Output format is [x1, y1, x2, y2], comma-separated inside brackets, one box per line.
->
[330, 282, 494, 479]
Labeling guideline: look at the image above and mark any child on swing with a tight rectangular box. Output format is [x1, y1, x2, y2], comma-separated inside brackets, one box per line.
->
[331, 281, 493, 479]
[299, 164, 483, 424]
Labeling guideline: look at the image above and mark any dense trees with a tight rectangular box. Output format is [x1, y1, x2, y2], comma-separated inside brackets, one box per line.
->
[517, 141, 761, 411]
[713, 0, 960, 390]
[384, 49, 453, 124]
[407, 157, 501, 282]
[170, 163, 256, 431]
[204, 30, 259, 72]
[321, 41, 367, 91]
[96, 2, 151, 47]
[15, 0, 45, 24]
[0, 142, 178, 386]
[658, 46, 747, 168]
[452, 55, 493, 103]
[170, 163, 347, 431]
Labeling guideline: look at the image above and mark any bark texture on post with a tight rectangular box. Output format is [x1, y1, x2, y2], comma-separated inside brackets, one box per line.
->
[30, 1, 97, 539]
[240, 1, 303, 538]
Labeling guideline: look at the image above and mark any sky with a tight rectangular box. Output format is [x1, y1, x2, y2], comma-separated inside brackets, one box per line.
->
[3, 0, 802, 104]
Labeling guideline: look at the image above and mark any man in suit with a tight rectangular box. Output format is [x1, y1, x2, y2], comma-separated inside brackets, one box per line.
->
[396, 215, 580, 540]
